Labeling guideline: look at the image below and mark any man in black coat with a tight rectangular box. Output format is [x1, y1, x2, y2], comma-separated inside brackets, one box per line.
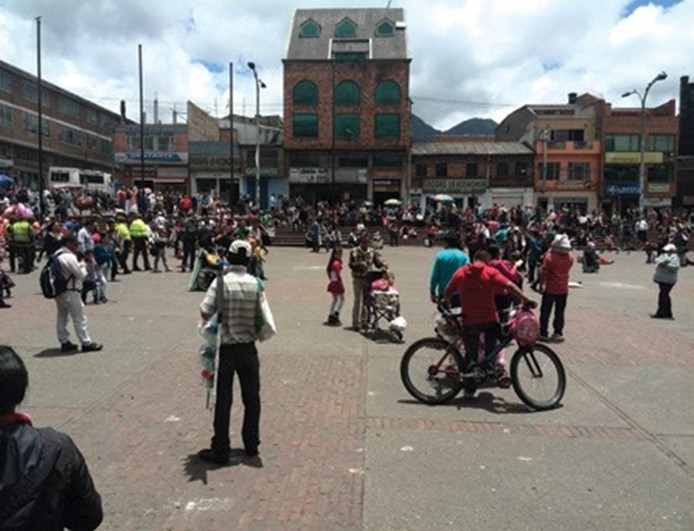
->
[0, 346, 102, 530]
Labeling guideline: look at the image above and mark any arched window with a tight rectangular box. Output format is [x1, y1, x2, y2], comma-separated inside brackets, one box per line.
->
[335, 17, 357, 38]
[300, 19, 321, 38]
[375, 80, 401, 105]
[334, 80, 360, 106]
[293, 80, 318, 106]
[375, 19, 395, 37]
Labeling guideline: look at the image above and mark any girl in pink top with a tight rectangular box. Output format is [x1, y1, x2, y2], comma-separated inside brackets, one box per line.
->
[325, 248, 345, 326]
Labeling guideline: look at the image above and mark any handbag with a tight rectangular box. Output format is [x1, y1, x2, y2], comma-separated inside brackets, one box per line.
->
[255, 278, 276, 342]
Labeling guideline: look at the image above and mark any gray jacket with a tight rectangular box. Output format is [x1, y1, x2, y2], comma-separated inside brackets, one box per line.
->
[653, 252, 680, 285]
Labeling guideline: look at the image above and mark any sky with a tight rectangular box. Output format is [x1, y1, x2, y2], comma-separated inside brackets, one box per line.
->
[0, 0, 691, 131]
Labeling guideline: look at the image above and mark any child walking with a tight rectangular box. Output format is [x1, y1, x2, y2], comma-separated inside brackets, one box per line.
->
[325, 248, 345, 326]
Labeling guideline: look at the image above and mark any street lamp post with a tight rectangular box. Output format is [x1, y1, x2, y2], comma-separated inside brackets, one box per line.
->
[247, 62, 266, 209]
[622, 71, 667, 213]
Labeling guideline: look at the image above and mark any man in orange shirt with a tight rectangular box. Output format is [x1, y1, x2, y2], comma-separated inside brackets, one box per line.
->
[444, 249, 533, 376]
[538, 234, 574, 342]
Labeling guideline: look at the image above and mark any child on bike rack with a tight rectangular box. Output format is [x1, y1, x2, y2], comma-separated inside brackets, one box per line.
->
[443, 249, 534, 396]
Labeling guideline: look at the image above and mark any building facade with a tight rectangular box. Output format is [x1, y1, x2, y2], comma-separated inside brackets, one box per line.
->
[411, 140, 534, 210]
[497, 93, 603, 213]
[283, 8, 411, 205]
[677, 75, 694, 208]
[0, 60, 120, 189]
[600, 99, 677, 213]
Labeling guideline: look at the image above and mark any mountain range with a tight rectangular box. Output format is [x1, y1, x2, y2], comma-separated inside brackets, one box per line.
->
[410, 114, 498, 142]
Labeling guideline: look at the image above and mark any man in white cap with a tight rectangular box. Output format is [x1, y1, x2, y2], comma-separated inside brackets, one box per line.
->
[651, 243, 680, 319]
[538, 233, 574, 342]
[197, 239, 275, 464]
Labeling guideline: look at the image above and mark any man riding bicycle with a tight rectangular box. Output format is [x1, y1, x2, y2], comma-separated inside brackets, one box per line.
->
[442, 249, 534, 393]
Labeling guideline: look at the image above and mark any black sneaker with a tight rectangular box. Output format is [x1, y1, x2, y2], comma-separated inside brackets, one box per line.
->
[81, 342, 103, 352]
[245, 447, 259, 458]
[197, 448, 230, 464]
[61, 341, 78, 353]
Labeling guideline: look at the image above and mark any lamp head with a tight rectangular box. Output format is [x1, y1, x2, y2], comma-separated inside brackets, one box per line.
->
[260, 80, 267, 89]
[655, 71, 667, 82]
[247, 61, 256, 71]
[621, 90, 634, 98]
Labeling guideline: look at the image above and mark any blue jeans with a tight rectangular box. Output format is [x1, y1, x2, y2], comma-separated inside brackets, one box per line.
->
[540, 293, 568, 336]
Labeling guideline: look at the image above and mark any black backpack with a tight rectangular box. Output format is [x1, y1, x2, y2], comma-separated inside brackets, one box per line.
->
[40, 250, 72, 299]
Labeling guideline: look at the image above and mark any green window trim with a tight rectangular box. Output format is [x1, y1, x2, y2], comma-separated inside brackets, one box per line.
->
[334, 114, 360, 140]
[375, 19, 395, 37]
[300, 20, 321, 38]
[375, 80, 401, 105]
[334, 80, 361, 105]
[374, 113, 400, 139]
[335, 17, 357, 38]
[293, 114, 318, 138]
[293, 80, 318, 106]
[333, 52, 368, 62]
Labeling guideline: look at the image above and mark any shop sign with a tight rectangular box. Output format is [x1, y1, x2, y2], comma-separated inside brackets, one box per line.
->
[605, 183, 640, 195]
[605, 152, 663, 164]
[558, 180, 592, 190]
[373, 179, 400, 193]
[643, 197, 671, 207]
[115, 151, 188, 164]
[288, 167, 329, 183]
[422, 179, 487, 194]
[0, 157, 13, 168]
[647, 183, 671, 194]
[189, 155, 238, 171]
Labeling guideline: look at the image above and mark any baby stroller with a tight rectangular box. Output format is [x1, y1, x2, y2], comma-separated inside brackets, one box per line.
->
[361, 270, 406, 343]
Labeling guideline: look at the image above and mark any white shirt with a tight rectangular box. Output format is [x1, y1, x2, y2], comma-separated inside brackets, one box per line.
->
[56, 248, 87, 291]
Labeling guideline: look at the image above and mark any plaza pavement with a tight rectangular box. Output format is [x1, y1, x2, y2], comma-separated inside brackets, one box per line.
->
[1, 245, 692, 530]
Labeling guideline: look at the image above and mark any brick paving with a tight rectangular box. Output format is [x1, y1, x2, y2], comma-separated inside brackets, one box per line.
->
[3, 248, 693, 530]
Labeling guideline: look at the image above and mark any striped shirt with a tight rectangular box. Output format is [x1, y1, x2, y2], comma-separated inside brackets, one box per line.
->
[200, 266, 266, 344]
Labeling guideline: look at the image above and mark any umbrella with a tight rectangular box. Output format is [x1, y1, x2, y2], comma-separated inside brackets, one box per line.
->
[0, 174, 13, 186]
[433, 194, 454, 203]
[384, 198, 401, 206]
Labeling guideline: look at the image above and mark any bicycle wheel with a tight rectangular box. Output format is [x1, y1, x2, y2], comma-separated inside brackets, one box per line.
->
[510, 343, 566, 411]
[400, 337, 463, 404]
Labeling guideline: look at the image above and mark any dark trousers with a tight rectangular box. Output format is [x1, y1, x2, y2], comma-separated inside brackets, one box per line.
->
[212, 342, 261, 454]
[656, 282, 674, 318]
[181, 241, 196, 271]
[131, 237, 150, 270]
[118, 241, 132, 273]
[540, 292, 568, 336]
[462, 322, 500, 369]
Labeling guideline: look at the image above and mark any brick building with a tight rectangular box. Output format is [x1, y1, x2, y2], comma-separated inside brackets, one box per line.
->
[0, 59, 120, 189]
[283, 8, 411, 205]
[677, 75, 694, 208]
[600, 99, 677, 213]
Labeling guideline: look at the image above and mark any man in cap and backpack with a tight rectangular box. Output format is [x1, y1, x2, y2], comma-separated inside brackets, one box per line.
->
[52, 235, 103, 353]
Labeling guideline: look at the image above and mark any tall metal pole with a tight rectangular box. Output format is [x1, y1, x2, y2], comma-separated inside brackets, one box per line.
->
[541, 129, 548, 195]
[229, 62, 236, 210]
[138, 44, 145, 191]
[248, 62, 263, 209]
[622, 71, 667, 213]
[36, 17, 44, 217]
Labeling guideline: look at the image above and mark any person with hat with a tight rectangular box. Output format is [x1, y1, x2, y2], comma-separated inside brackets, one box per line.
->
[538, 233, 574, 343]
[52, 235, 103, 353]
[651, 243, 680, 319]
[197, 239, 275, 464]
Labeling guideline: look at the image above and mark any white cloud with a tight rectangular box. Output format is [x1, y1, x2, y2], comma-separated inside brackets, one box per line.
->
[1, 0, 691, 131]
